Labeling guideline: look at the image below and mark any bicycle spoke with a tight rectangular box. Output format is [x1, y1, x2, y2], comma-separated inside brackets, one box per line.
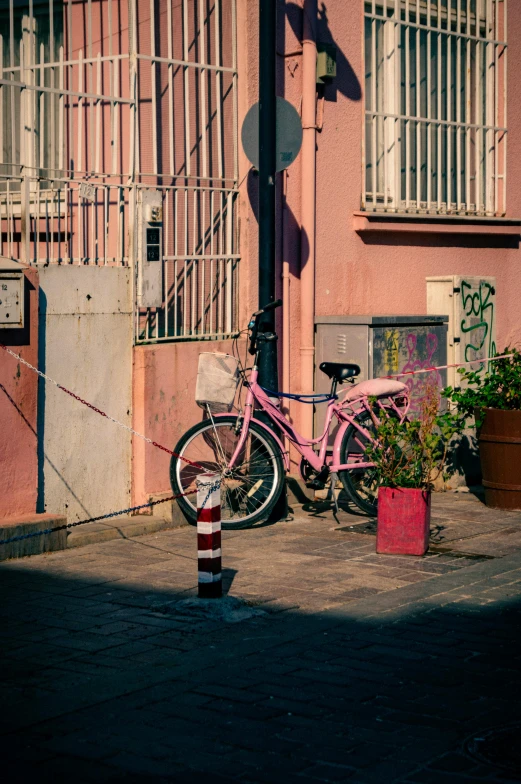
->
[173, 418, 281, 525]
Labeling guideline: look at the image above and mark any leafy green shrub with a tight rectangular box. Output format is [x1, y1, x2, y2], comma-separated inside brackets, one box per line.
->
[365, 382, 464, 490]
[444, 348, 521, 426]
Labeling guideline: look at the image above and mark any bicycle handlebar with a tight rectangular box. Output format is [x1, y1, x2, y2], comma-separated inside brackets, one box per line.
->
[248, 299, 282, 355]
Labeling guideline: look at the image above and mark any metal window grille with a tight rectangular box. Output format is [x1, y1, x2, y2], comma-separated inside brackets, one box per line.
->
[363, 0, 507, 216]
[133, 0, 239, 343]
[0, 0, 239, 343]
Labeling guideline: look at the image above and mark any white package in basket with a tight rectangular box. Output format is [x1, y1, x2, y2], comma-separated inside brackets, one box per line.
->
[195, 352, 239, 412]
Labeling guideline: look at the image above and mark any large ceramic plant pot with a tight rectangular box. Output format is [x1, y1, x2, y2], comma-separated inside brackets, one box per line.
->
[376, 487, 431, 556]
[478, 408, 521, 510]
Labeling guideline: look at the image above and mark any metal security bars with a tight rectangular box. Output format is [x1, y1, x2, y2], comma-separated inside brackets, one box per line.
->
[132, 0, 239, 343]
[137, 184, 239, 342]
[0, 0, 239, 343]
[364, 0, 507, 216]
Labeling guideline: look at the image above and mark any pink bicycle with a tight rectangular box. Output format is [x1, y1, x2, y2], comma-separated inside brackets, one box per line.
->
[170, 300, 409, 528]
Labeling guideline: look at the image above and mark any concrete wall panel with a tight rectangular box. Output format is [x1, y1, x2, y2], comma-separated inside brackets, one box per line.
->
[38, 267, 132, 521]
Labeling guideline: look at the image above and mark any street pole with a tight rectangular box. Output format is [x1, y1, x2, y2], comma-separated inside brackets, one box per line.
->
[257, 0, 287, 518]
[257, 0, 278, 393]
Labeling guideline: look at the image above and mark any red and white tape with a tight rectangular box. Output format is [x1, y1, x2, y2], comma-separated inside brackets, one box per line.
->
[383, 351, 515, 380]
[196, 473, 222, 599]
[0, 343, 202, 468]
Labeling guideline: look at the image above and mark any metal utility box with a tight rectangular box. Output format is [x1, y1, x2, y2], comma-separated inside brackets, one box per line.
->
[137, 190, 163, 308]
[314, 315, 449, 440]
[316, 43, 337, 84]
[427, 276, 496, 390]
[0, 257, 25, 329]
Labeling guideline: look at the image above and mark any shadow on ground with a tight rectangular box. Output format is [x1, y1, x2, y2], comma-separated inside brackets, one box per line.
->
[0, 552, 520, 783]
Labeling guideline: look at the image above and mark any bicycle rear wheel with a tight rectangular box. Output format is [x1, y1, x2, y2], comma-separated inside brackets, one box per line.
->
[338, 408, 398, 516]
[170, 415, 285, 529]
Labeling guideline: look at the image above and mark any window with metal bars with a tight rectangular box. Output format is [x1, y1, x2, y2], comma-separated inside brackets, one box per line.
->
[0, 0, 63, 185]
[363, 0, 507, 216]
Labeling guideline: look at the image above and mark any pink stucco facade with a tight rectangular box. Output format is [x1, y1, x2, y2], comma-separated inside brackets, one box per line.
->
[2, 1, 521, 517]
[139, 0, 521, 492]
[0, 267, 39, 518]
[134, 0, 521, 499]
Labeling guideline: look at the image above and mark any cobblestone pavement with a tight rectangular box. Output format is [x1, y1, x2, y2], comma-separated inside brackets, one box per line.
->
[1, 492, 521, 783]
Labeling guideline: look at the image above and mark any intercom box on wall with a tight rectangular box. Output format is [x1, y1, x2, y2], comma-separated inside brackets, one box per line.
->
[137, 190, 163, 308]
[0, 257, 25, 329]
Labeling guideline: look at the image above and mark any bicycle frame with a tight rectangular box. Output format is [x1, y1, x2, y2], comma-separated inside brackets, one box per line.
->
[224, 365, 408, 475]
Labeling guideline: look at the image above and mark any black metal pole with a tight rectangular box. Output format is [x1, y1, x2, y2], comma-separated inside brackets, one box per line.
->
[257, 0, 278, 393]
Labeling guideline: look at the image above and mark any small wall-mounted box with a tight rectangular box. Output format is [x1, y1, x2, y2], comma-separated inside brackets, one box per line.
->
[137, 190, 164, 308]
[316, 43, 336, 84]
[0, 257, 24, 329]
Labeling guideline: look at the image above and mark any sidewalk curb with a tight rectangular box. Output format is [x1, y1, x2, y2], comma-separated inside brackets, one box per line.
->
[67, 514, 188, 548]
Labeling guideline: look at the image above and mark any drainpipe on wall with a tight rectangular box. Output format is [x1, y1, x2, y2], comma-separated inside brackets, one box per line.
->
[300, 0, 317, 440]
[282, 168, 291, 418]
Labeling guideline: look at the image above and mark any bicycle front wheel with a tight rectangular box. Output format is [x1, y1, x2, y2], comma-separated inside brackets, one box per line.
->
[170, 415, 285, 529]
[338, 409, 398, 516]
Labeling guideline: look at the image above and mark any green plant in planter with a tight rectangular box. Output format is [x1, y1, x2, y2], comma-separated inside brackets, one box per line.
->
[365, 382, 465, 491]
[444, 347, 521, 425]
[444, 348, 521, 510]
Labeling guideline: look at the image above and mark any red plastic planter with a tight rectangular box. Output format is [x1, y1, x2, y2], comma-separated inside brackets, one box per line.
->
[376, 487, 431, 556]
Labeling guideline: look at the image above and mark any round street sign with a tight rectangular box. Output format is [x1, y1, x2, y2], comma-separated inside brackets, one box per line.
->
[241, 96, 303, 172]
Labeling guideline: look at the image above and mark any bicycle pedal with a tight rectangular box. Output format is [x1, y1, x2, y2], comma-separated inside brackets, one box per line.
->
[306, 478, 326, 490]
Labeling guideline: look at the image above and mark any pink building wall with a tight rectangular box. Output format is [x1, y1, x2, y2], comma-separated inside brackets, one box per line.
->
[278, 1, 521, 467]
[5, 1, 520, 513]
[0, 267, 39, 518]
[136, 0, 521, 497]
[133, 339, 245, 505]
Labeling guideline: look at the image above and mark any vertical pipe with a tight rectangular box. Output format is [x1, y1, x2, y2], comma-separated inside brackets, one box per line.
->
[215, 0, 224, 180]
[282, 169, 290, 420]
[150, 0, 157, 176]
[300, 0, 317, 439]
[59, 46, 64, 172]
[167, 0, 174, 176]
[502, 0, 507, 214]
[427, 2, 432, 209]
[199, 0, 208, 179]
[182, 0, 191, 177]
[225, 190, 233, 334]
[257, 0, 278, 392]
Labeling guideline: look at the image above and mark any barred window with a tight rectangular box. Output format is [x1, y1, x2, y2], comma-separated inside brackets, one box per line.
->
[364, 0, 507, 216]
[0, 0, 63, 183]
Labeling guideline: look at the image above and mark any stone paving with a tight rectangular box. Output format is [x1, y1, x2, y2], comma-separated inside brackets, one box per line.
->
[1, 492, 521, 783]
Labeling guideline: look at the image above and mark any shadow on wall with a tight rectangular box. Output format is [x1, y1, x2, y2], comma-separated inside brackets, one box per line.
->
[358, 231, 520, 250]
[247, 1, 362, 275]
[247, 170, 309, 279]
[285, 1, 362, 103]
[446, 432, 483, 489]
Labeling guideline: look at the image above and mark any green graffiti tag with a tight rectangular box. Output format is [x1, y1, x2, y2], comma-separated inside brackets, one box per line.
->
[460, 280, 496, 369]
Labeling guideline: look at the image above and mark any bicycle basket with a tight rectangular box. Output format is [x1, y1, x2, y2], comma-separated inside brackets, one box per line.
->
[195, 352, 240, 413]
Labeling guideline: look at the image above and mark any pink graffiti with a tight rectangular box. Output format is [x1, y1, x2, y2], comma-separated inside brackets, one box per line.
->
[400, 333, 442, 415]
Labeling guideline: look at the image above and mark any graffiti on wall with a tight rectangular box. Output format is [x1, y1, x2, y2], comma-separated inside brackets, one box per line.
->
[460, 280, 496, 370]
[373, 326, 447, 418]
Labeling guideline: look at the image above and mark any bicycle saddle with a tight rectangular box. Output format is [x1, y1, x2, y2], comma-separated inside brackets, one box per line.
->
[319, 362, 361, 383]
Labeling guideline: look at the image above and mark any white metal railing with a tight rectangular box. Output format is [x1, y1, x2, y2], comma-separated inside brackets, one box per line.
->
[136, 184, 239, 342]
[363, 0, 507, 216]
[0, 0, 239, 343]
[0, 175, 131, 265]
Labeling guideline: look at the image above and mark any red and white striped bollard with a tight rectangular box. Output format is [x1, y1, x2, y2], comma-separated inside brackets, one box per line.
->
[196, 473, 222, 599]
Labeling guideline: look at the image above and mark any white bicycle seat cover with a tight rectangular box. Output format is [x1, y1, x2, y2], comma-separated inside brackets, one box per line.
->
[344, 378, 407, 402]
